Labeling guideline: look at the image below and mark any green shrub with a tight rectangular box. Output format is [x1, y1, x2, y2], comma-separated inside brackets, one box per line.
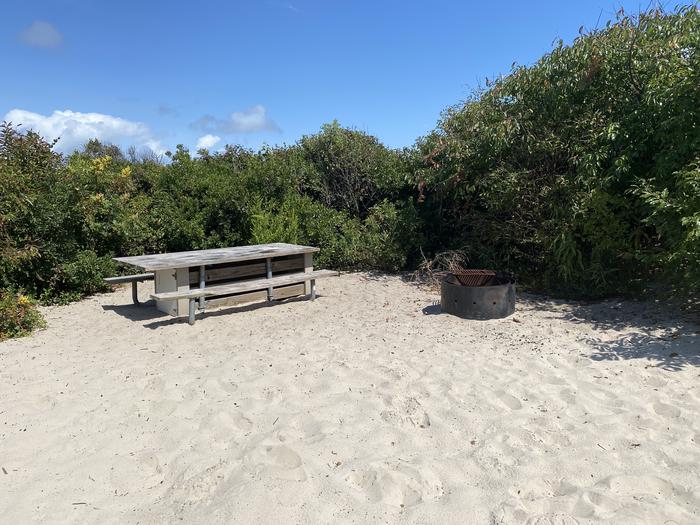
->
[416, 6, 700, 297]
[0, 127, 131, 303]
[250, 197, 302, 245]
[0, 292, 45, 341]
[249, 195, 420, 272]
[299, 121, 409, 218]
[41, 250, 116, 305]
[289, 195, 365, 268]
[358, 200, 422, 272]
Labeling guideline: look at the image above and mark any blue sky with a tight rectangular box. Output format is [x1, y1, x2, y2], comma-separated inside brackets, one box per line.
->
[1, 0, 654, 155]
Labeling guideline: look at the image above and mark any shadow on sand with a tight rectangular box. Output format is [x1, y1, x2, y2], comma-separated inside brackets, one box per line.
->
[102, 295, 319, 329]
[417, 289, 699, 371]
[101, 300, 168, 322]
[584, 332, 700, 371]
[103, 283, 699, 370]
[522, 294, 700, 371]
[421, 304, 442, 315]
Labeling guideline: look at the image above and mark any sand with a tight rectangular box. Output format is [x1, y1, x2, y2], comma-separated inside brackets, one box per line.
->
[1, 272, 699, 524]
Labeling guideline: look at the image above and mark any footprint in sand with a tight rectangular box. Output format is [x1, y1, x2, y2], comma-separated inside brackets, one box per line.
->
[379, 395, 432, 428]
[497, 496, 580, 525]
[526, 514, 579, 525]
[204, 377, 239, 395]
[559, 388, 577, 405]
[596, 474, 679, 497]
[170, 460, 229, 503]
[233, 412, 253, 431]
[645, 376, 668, 388]
[345, 462, 443, 508]
[244, 440, 307, 482]
[144, 375, 165, 392]
[572, 489, 624, 519]
[495, 390, 522, 410]
[201, 410, 253, 443]
[512, 477, 578, 500]
[278, 418, 328, 445]
[544, 376, 568, 386]
[653, 402, 681, 418]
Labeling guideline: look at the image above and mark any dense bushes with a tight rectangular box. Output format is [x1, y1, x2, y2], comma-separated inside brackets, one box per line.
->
[0, 126, 115, 303]
[0, 6, 697, 339]
[416, 6, 699, 296]
[0, 121, 419, 306]
[299, 121, 411, 218]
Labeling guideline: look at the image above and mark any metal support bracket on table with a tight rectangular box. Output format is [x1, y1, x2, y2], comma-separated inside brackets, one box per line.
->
[131, 281, 141, 305]
[266, 258, 273, 302]
[199, 265, 206, 312]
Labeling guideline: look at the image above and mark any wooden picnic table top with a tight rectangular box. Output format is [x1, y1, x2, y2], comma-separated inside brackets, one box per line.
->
[114, 243, 319, 271]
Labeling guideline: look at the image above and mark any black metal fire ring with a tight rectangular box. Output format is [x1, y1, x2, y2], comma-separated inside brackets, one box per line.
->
[440, 274, 515, 320]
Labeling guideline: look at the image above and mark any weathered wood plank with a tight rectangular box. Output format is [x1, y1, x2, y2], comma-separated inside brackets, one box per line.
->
[189, 261, 263, 283]
[272, 283, 306, 300]
[186, 256, 304, 285]
[151, 269, 338, 301]
[205, 290, 268, 308]
[114, 243, 319, 271]
[204, 283, 304, 308]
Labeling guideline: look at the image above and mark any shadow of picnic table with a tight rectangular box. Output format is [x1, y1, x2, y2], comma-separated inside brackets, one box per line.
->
[101, 295, 321, 329]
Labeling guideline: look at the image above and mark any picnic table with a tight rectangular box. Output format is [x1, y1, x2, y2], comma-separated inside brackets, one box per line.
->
[109, 243, 337, 324]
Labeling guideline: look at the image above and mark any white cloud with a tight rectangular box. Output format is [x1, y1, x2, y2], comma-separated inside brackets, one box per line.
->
[3, 108, 165, 155]
[191, 105, 280, 134]
[20, 21, 63, 49]
[143, 139, 167, 156]
[196, 134, 221, 150]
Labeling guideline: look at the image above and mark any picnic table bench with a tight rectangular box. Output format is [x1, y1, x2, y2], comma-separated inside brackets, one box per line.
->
[103, 273, 154, 305]
[108, 243, 338, 324]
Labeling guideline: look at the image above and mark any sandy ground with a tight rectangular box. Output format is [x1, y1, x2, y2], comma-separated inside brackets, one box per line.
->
[1, 273, 699, 524]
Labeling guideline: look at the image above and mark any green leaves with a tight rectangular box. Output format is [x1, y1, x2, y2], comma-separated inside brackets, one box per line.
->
[417, 6, 700, 297]
[0, 291, 45, 341]
[299, 121, 408, 218]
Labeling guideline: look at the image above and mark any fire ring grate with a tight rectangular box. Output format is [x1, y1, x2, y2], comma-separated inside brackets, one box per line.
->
[440, 270, 515, 320]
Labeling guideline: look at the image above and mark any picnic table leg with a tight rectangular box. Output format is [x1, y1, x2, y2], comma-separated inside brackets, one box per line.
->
[188, 298, 196, 325]
[303, 253, 313, 296]
[310, 279, 316, 300]
[198, 265, 206, 312]
[154, 269, 189, 317]
[131, 281, 140, 305]
[266, 258, 273, 302]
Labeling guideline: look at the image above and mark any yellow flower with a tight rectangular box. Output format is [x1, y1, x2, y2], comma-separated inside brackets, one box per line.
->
[120, 166, 132, 178]
[17, 294, 31, 306]
[91, 155, 112, 173]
